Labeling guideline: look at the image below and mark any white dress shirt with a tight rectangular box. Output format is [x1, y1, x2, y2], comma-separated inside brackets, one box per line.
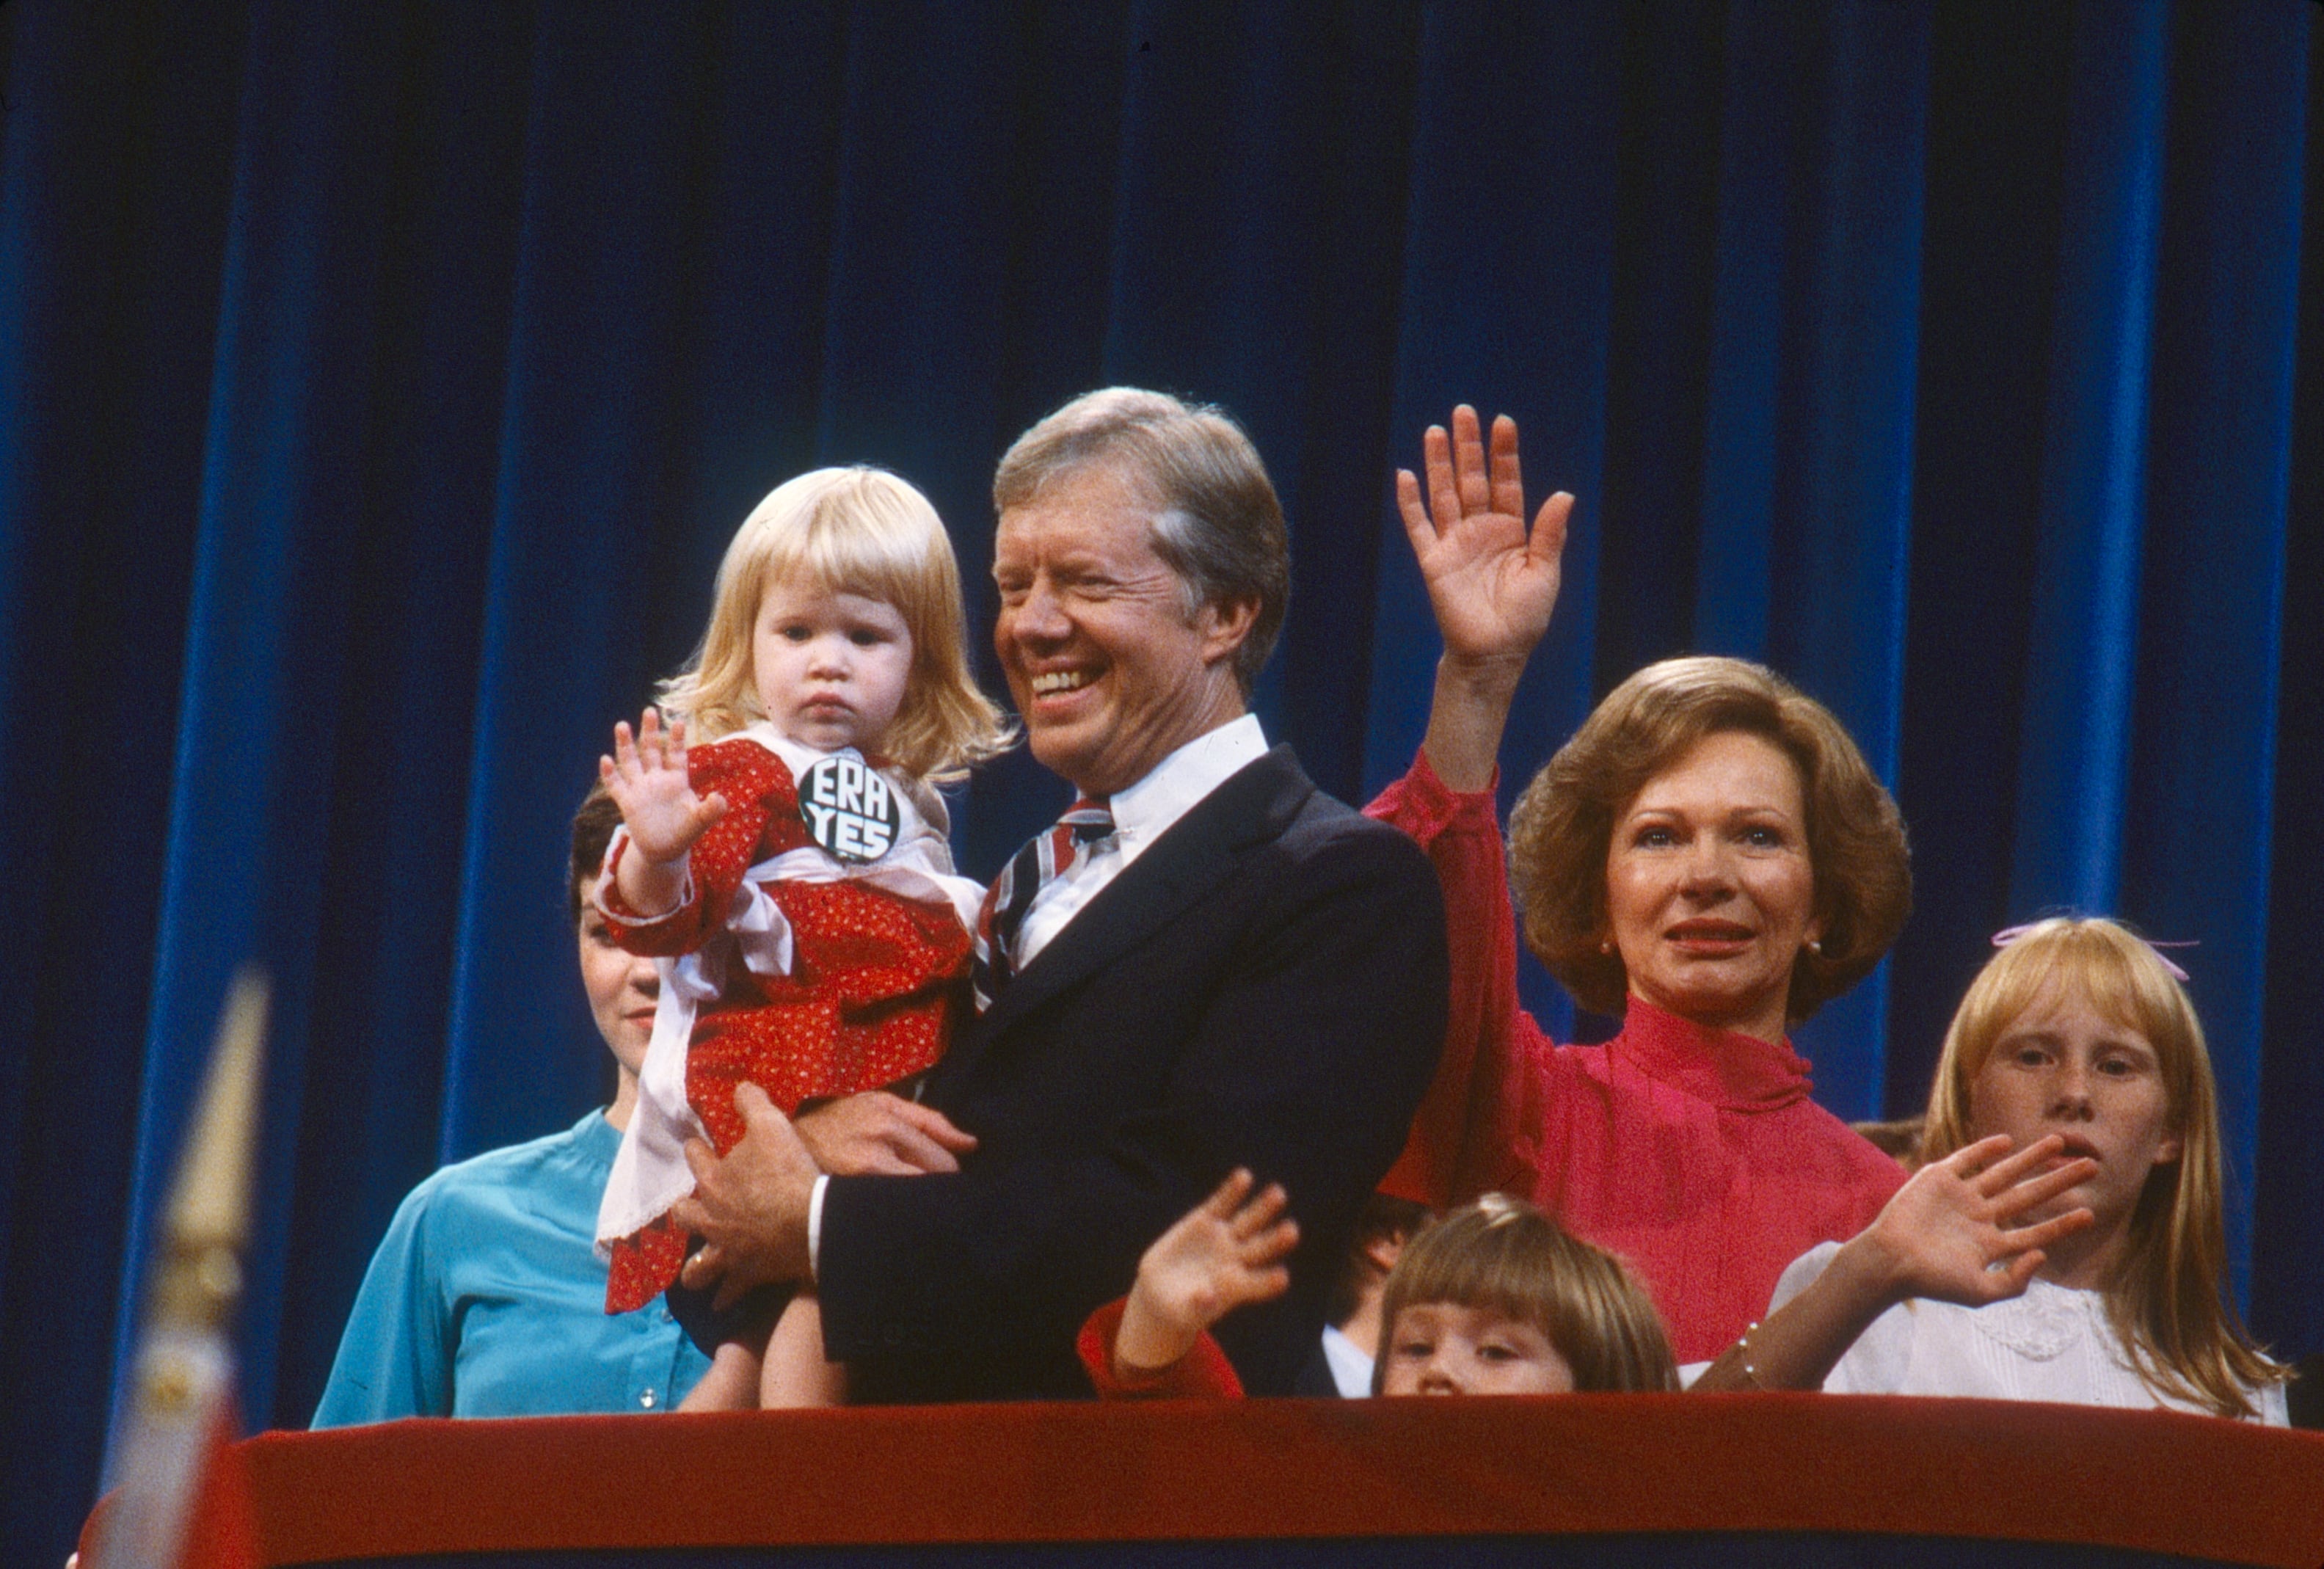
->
[1011, 713, 1270, 969]
[1321, 1322, 1376, 1398]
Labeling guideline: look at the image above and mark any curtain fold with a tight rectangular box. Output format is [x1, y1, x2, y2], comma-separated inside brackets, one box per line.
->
[1742, 2, 1930, 1111]
[0, 4, 2311, 1557]
[2117, 0, 2307, 1305]
[2008, 0, 2168, 920]
[440, 7, 721, 1165]
[115, 0, 418, 1444]
[0, 0, 251, 1541]
[2255, 5, 2324, 1373]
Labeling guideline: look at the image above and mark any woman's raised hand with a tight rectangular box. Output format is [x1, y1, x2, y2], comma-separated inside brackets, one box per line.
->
[1400, 407, 1576, 791]
[1396, 405, 1573, 675]
[1112, 1170, 1299, 1380]
[1857, 1135, 2097, 1307]
[601, 709, 728, 867]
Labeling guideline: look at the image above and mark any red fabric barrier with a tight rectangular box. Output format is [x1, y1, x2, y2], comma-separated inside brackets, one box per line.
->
[216, 1397, 2322, 1568]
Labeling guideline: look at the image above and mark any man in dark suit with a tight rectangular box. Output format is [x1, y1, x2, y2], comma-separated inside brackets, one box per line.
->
[671, 388, 1448, 1399]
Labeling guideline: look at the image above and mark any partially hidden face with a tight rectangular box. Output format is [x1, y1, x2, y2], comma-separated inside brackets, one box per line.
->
[1380, 1301, 1576, 1396]
[752, 581, 915, 755]
[1603, 729, 1821, 1043]
[1967, 988, 2182, 1244]
[578, 904, 659, 1080]
[991, 462, 1250, 798]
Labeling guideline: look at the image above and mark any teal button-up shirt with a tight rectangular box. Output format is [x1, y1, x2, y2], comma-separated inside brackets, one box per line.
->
[313, 1111, 711, 1424]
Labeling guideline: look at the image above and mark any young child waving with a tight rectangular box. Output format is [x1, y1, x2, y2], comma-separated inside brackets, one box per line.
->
[1081, 1179, 1676, 1397]
[595, 467, 1009, 1407]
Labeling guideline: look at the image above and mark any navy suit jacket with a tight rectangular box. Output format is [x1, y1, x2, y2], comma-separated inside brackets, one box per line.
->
[817, 746, 1448, 1401]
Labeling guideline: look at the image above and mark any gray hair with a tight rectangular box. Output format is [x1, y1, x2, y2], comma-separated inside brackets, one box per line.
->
[993, 387, 1289, 694]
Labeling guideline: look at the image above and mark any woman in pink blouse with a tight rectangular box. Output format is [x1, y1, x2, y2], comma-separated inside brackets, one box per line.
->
[1368, 407, 1912, 1365]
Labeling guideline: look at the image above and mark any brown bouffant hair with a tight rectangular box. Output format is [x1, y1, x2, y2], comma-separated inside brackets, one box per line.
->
[1373, 1194, 1678, 1394]
[993, 387, 1289, 696]
[1507, 655, 1910, 1024]
[1921, 917, 2287, 1419]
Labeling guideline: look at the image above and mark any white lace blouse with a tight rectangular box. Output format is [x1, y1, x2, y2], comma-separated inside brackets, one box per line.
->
[1769, 1242, 2289, 1424]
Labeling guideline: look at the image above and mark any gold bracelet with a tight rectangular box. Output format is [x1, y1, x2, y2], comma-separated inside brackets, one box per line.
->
[1735, 1320, 1769, 1391]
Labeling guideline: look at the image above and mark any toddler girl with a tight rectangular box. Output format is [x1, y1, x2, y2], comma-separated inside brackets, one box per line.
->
[1696, 917, 2289, 1421]
[595, 467, 1009, 1406]
[1080, 1179, 1676, 1396]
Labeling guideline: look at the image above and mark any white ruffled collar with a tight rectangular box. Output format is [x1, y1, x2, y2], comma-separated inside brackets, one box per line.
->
[1962, 1276, 2108, 1362]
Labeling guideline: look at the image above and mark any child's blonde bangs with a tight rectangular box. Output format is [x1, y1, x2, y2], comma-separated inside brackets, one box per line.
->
[757, 471, 952, 619]
[1380, 1197, 1550, 1332]
[1923, 919, 2203, 1162]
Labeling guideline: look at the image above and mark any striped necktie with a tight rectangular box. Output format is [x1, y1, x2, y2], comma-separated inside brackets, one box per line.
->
[972, 798, 1115, 1009]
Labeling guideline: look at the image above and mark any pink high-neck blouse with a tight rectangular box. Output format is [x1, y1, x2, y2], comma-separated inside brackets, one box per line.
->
[1367, 751, 1904, 1364]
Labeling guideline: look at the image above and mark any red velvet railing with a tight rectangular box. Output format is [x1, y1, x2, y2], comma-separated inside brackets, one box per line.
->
[185, 1396, 2324, 1567]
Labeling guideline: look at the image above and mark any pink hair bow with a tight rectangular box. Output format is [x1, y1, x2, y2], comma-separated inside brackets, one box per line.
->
[1990, 922, 2193, 982]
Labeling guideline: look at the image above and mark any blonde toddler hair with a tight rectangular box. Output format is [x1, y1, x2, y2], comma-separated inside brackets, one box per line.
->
[658, 467, 1013, 781]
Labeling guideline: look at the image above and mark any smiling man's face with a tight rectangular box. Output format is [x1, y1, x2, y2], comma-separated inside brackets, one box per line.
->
[991, 462, 1250, 798]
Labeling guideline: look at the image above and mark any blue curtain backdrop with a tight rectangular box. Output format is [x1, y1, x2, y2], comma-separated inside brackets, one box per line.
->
[0, 0, 2314, 1553]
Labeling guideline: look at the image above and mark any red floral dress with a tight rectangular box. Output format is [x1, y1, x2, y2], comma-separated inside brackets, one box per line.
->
[597, 733, 975, 1312]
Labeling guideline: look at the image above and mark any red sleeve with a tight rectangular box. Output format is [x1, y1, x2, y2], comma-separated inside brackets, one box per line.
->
[600, 739, 793, 956]
[1076, 1300, 1245, 1399]
[1366, 749, 1553, 1206]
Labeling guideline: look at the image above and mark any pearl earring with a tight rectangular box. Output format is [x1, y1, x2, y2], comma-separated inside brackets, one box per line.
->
[1805, 938, 1824, 955]
[1598, 939, 1614, 955]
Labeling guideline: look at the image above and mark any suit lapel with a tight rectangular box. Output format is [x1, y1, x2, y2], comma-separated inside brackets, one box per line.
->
[938, 747, 1314, 1084]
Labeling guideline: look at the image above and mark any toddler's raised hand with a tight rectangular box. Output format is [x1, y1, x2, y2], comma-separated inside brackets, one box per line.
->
[602, 709, 728, 867]
[1112, 1170, 1298, 1380]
